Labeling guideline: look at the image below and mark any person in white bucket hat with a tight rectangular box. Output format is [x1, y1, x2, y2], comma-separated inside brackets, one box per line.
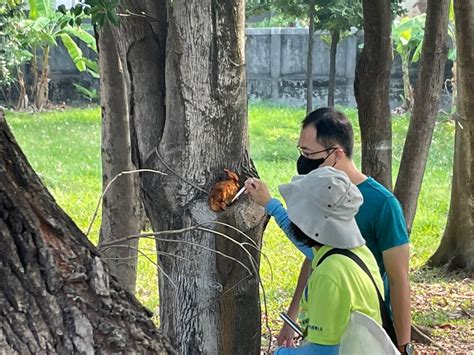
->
[248, 167, 386, 355]
[279, 167, 366, 250]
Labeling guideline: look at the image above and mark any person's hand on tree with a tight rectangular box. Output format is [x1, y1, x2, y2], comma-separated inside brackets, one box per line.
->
[244, 178, 272, 207]
[277, 323, 298, 347]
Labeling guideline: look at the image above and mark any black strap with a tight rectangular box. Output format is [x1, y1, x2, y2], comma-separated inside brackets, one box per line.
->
[316, 248, 398, 346]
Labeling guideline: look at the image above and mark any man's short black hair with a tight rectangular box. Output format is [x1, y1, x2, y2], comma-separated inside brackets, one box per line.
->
[302, 107, 354, 158]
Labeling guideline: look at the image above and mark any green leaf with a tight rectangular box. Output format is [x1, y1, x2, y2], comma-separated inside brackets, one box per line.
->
[65, 26, 97, 52]
[92, 12, 106, 26]
[57, 4, 67, 15]
[106, 9, 119, 26]
[73, 4, 82, 17]
[60, 33, 86, 71]
[28, 0, 52, 19]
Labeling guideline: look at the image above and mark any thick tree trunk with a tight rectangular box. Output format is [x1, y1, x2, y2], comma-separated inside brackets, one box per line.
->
[153, 2, 266, 353]
[428, 0, 474, 272]
[105, 1, 267, 353]
[0, 110, 175, 354]
[394, 0, 450, 233]
[328, 30, 340, 107]
[306, 0, 316, 113]
[97, 23, 141, 294]
[354, 0, 393, 189]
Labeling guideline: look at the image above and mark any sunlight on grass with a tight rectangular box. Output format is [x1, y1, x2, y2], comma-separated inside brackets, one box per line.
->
[5, 103, 455, 328]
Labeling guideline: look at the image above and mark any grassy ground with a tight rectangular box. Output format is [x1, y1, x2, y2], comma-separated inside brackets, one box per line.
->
[5, 104, 472, 353]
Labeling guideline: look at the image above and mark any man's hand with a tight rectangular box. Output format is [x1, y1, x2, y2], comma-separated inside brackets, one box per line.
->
[244, 178, 271, 206]
[277, 323, 297, 347]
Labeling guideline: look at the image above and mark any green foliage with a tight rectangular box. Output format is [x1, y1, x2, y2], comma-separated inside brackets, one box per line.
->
[0, 0, 98, 107]
[313, 0, 363, 33]
[65, 0, 120, 26]
[248, 13, 305, 28]
[0, 1, 32, 87]
[73, 82, 98, 102]
[392, 15, 426, 64]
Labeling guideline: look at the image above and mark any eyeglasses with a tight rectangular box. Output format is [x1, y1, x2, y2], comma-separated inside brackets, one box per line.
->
[297, 146, 337, 158]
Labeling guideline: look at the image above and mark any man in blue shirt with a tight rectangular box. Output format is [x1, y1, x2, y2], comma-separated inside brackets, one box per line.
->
[245, 107, 412, 354]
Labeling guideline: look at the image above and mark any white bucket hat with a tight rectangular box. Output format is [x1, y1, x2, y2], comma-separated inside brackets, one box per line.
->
[278, 167, 365, 249]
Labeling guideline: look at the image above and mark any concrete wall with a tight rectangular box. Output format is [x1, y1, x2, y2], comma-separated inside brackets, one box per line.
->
[245, 27, 453, 109]
[246, 27, 358, 107]
[25, 26, 452, 110]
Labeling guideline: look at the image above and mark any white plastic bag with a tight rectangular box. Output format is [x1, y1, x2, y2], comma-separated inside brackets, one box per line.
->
[339, 311, 400, 355]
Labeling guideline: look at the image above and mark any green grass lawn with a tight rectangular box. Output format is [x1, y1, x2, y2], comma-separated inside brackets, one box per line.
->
[5, 104, 459, 340]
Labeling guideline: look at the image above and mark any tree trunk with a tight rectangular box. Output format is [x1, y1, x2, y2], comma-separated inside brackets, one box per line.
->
[306, 0, 316, 113]
[428, 0, 474, 272]
[15, 69, 28, 110]
[34, 46, 50, 111]
[0, 110, 175, 354]
[97, 23, 141, 294]
[105, 1, 267, 353]
[394, 0, 450, 233]
[328, 30, 340, 107]
[401, 55, 413, 111]
[354, 0, 393, 189]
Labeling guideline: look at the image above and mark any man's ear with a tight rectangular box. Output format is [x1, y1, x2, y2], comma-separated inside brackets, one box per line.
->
[334, 147, 344, 159]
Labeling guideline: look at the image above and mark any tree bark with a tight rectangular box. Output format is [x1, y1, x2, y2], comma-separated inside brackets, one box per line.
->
[428, 0, 474, 272]
[105, 1, 267, 353]
[401, 55, 414, 111]
[394, 0, 450, 233]
[306, 0, 316, 113]
[354, 0, 393, 189]
[0, 110, 175, 354]
[328, 30, 340, 107]
[97, 23, 141, 294]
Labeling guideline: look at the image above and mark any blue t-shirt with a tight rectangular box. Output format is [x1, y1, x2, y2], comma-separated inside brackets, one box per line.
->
[355, 177, 409, 276]
[265, 177, 409, 277]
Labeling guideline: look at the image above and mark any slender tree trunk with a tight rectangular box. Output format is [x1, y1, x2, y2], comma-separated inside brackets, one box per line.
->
[429, 0, 474, 272]
[34, 46, 50, 110]
[15, 69, 28, 110]
[97, 23, 141, 294]
[0, 110, 175, 354]
[394, 0, 450, 233]
[105, 1, 267, 353]
[306, 0, 316, 113]
[354, 0, 393, 189]
[328, 30, 340, 107]
[401, 55, 414, 111]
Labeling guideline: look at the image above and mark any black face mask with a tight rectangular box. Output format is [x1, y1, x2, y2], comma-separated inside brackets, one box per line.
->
[297, 155, 325, 175]
[296, 149, 336, 174]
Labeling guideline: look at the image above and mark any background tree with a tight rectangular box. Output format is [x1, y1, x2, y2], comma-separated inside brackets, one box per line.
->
[96, 21, 141, 294]
[354, 0, 394, 189]
[428, 0, 474, 272]
[306, 0, 316, 112]
[394, 0, 450, 233]
[392, 14, 425, 112]
[0, 109, 175, 354]
[0, 0, 96, 110]
[317, 0, 362, 106]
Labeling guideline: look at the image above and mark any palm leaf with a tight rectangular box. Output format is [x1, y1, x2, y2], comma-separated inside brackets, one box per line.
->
[60, 33, 86, 72]
[28, 0, 53, 19]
